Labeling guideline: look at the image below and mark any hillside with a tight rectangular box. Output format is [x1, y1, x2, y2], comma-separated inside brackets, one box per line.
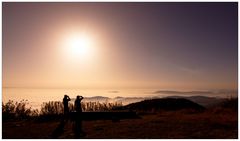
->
[123, 98, 205, 111]
[165, 96, 225, 107]
[2, 98, 237, 139]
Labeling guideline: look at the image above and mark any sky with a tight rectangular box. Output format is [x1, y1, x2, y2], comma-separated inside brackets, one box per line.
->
[3, 2, 238, 90]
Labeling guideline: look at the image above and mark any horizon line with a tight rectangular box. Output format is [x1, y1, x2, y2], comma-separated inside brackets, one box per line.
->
[2, 86, 238, 92]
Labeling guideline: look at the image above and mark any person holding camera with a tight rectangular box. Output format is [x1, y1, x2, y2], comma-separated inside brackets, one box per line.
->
[74, 95, 84, 138]
[63, 95, 71, 115]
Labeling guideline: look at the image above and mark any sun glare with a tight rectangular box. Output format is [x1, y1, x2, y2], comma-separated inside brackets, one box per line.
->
[70, 37, 89, 56]
[62, 32, 95, 63]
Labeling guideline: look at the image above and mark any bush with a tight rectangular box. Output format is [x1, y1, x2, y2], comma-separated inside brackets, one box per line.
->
[2, 100, 38, 120]
[81, 101, 123, 112]
[2, 100, 16, 120]
[2, 100, 123, 120]
[40, 101, 64, 116]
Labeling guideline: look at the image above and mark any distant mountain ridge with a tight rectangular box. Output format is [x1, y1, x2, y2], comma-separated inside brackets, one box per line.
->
[154, 90, 214, 95]
[153, 89, 238, 97]
[165, 96, 225, 107]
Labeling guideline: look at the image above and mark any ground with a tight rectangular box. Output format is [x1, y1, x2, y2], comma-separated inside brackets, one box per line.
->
[2, 109, 237, 139]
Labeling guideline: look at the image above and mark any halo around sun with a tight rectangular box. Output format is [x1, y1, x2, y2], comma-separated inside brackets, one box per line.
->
[62, 32, 95, 63]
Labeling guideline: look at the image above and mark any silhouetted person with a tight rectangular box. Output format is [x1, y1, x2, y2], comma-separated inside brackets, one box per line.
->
[63, 95, 71, 119]
[74, 95, 84, 138]
[52, 95, 71, 138]
[75, 96, 83, 112]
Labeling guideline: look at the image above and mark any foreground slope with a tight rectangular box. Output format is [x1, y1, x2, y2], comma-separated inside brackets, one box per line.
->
[2, 98, 237, 139]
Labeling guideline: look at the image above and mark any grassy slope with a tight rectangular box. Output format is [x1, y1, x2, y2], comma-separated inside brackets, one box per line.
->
[2, 98, 238, 139]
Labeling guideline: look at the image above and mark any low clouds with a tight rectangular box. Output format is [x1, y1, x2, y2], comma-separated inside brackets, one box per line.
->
[153, 90, 237, 96]
[154, 90, 213, 95]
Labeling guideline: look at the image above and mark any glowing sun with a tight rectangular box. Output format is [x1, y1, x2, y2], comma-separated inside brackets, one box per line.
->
[63, 32, 95, 61]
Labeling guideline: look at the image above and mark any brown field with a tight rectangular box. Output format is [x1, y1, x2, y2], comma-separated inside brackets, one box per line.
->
[2, 107, 237, 139]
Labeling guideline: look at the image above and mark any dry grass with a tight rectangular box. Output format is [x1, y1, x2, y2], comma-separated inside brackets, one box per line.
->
[3, 98, 237, 138]
[2, 100, 123, 120]
[2, 106, 237, 139]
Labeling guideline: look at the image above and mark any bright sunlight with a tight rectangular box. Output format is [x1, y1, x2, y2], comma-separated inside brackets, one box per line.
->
[62, 32, 95, 62]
